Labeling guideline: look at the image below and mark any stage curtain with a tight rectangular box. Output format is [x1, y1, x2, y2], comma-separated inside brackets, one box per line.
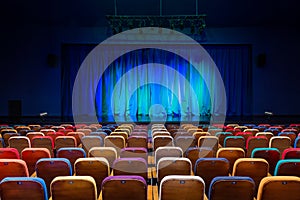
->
[61, 44, 251, 121]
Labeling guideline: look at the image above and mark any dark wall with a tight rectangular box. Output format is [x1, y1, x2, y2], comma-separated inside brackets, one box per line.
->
[0, 24, 299, 117]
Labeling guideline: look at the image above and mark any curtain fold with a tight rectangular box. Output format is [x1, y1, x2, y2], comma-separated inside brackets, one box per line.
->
[61, 44, 251, 121]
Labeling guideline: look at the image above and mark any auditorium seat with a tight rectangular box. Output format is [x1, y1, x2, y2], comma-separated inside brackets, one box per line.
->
[255, 132, 274, 142]
[90, 132, 107, 143]
[0, 148, 20, 159]
[76, 128, 92, 135]
[111, 131, 129, 142]
[36, 158, 72, 196]
[82, 135, 103, 155]
[51, 176, 97, 200]
[55, 136, 77, 150]
[185, 147, 214, 170]
[174, 136, 195, 153]
[156, 157, 191, 184]
[56, 147, 86, 172]
[198, 136, 219, 156]
[88, 147, 117, 168]
[216, 147, 245, 173]
[0, 159, 29, 181]
[3, 132, 19, 147]
[215, 132, 233, 147]
[209, 176, 255, 200]
[278, 132, 297, 145]
[274, 159, 300, 176]
[0, 177, 48, 200]
[21, 148, 51, 175]
[75, 157, 110, 197]
[67, 131, 85, 146]
[245, 136, 268, 157]
[101, 175, 147, 200]
[26, 132, 44, 143]
[232, 158, 269, 195]
[45, 132, 64, 144]
[159, 175, 206, 200]
[251, 147, 280, 175]
[153, 135, 174, 151]
[120, 147, 148, 162]
[281, 148, 300, 159]
[127, 136, 148, 149]
[113, 157, 148, 182]
[31, 136, 54, 157]
[194, 158, 230, 194]
[155, 146, 183, 166]
[269, 136, 291, 155]
[8, 136, 31, 155]
[104, 135, 125, 155]
[223, 136, 245, 149]
[256, 176, 300, 200]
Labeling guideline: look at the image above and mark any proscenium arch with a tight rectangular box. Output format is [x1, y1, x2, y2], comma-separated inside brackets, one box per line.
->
[110, 64, 201, 124]
[72, 27, 227, 126]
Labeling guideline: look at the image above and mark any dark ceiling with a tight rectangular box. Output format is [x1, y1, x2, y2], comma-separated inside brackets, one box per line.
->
[1, 0, 299, 27]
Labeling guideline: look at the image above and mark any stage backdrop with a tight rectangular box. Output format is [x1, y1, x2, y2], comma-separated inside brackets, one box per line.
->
[61, 44, 252, 121]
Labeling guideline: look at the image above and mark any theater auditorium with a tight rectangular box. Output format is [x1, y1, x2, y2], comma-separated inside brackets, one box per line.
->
[0, 0, 299, 199]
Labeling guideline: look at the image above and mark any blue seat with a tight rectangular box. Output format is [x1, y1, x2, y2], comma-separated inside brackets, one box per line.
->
[0, 177, 48, 200]
[209, 176, 255, 200]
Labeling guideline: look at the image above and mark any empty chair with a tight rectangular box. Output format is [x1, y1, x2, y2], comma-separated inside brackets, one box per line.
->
[157, 157, 191, 183]
[111, 131, 129, 142]
[257, 176, 300, 200]
[251, 147, 280, 175]
[26, 132, 44, 143]
[36, 158, 72, 196]
[278, 132, 297, 145]
[282, 148, 300, 159]
[0, 159, 29, 181]
[232, 158, 269, 194]
[223, 136, 245, 149]
[155, 146, 183, 166]
[194, 158, 230, 194]
[101, 175, 147, 200]
[127, 136, 148, 149]
[185, 147, 214, 170]
[120, 147, 148, 162]
[209, 176, 255, 200]
[215, 132, 233, 147]
[159, 175, 205, 200]
[40, 129, 55, 135]
[88, 147, 117, 168]
[56, 147, 86, 172]
[175, 136, 195, 153]
[198, 136, 219, 155]
[255, 132, 274, 142]
[0, 177, 48, 200]
[216, 147, 245, 173]
[8, 136, 31, 155]
[90, 132, 107, 143]
[82, 136, 103, 155]
[269, 136, 291, 155]
[3, 132, 19, 147]
[153, 136, 174, 151]
[76, 128, 92, 135]
[75, 157, 110, 196]
[51, 176, 97, 200]
[67, 132, 85, 146]
[104, 135, 125, 155]
[31, 136, 54, 157]
[243, 128, 259, 136]
[21, 148, 51, 175]
[245, 136, 268, 157]
[236, 132, 253, 144]
[46, 132, 64, 144]
[55, 136, 77, 150]
[274, 159, 300, 176]
[113, 157, 148, 182]
[0, 148, 20, 159]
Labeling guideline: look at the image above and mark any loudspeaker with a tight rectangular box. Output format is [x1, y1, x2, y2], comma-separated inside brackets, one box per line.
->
[256, 53, 266, 67]
[47, 54, 58, 67]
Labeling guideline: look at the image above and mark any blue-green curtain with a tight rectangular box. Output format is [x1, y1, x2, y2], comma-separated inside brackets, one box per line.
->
[61, 44, 252, 121]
